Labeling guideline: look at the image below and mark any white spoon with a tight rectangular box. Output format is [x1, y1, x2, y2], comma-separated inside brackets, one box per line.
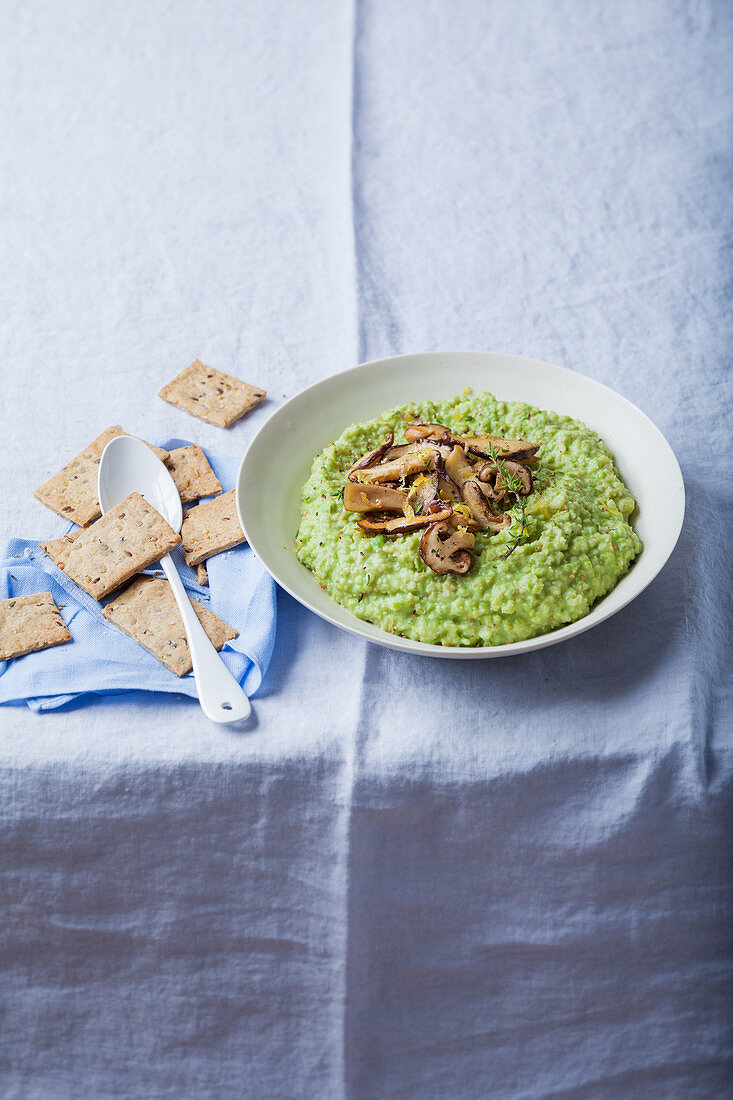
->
[98, 435, 251, 723]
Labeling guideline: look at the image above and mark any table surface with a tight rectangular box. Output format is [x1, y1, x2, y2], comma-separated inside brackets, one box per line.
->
[1, 1, 731, 1097]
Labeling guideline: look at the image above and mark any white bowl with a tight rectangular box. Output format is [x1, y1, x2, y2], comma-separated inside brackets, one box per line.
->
[236, 351, 684, 658]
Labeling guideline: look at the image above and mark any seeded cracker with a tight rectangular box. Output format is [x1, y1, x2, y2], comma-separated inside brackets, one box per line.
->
[41, 491, 181, 600]
[164, 445, 222, 503]
[180, 490, 246, 566]
[158, 359, 266, 428]
[0, 592, 72, 660]
[34, 426, 169, 526]
[103, 576, 237, 676]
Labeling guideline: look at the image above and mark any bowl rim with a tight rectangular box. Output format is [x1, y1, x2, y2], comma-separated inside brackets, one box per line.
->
[236, 350, 685, 659]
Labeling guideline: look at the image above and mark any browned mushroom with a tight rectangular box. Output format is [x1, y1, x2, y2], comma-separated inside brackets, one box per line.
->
[475, 460, 496, 482]
[357, 446, 442, 484]
[446, 510, 481, 532]
[474, 461, 507, 504]
[460, 480, 512, 531]
[441, 446, 486, 519]
[357, 504, 453, 534]
[419, 521, 475, 575]
[461, 435, 539, 461]
[404, 421, 453, 443]
[437, 471, 461, 501]
[483, 511, 512, 533]
[424, 445, 458, 501]
[443, 444, 475, 488]
[406, 472, 439, 515]
[495, 459, 533, 495]
[460, 480, 493, 529]
[343, 483, 408, 513]
[381, 441, 418, 462]
[347, 434, 395, 481]
[382, 439, 453, 463]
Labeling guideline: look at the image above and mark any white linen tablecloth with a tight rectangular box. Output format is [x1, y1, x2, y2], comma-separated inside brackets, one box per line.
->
[1, 1, 730, 1096]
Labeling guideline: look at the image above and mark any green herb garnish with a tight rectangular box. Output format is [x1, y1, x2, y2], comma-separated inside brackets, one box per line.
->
[481, 442, 531, 558]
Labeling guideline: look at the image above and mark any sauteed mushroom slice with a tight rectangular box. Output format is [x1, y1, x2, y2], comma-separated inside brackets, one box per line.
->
[356, 514, 391, 533]
[461, 480, 499, 530]
[357, 446, 441, 484]
[483, 511, 512, 533]
[382, 439, 453, 463]
[419, 521, 475, 575]
[474, 461, 507, 503]
[343, 483, 408, 513]
[381, 442, 418, 462]
[476, 461, 511, 502]
[443, 445, 500, 528]
[446, 510, 481, 532]
[461, 435, 539, 461]
[383, 506, 452, 533]
[357, 505, 452, 534]
[347, 434, 395, 481]
[407, 472, 439, 514]
[404, 421, 453, 443]
[443, 443, 474, 485]
[496, 459, 533, 495]
[438, 471, 461, 501]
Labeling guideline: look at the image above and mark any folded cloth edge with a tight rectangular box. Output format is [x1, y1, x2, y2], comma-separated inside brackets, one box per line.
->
[0, 438, 277, 710]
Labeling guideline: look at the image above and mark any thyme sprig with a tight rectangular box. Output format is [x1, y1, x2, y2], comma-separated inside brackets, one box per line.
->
[481, 442, 528, 560]
[481, 442, 524, 498]
[501, 499, 527, 560]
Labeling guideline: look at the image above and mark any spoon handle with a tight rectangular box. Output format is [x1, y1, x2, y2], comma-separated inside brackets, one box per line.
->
[160, 553, 251, 724]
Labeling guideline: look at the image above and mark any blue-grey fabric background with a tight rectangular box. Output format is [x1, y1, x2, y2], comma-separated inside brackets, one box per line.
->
[0, 1, 731, 1096]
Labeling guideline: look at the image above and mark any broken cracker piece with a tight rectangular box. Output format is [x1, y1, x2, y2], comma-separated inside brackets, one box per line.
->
[164, 445, 222, 503]
[158, 359, 265, 428]
[196, 563, 209, 586]
[103, 576, 237, 676]
[34, 426, 169, 527]
[41, 491, 180, 600]
[0, 592, 72, 660]
[180, 490, 246, 566]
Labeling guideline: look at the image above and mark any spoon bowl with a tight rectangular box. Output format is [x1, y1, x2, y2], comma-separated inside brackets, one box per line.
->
[98, 436, 182, 530]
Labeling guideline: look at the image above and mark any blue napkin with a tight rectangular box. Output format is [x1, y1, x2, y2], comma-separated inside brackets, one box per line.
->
[0, 439, 277, 712]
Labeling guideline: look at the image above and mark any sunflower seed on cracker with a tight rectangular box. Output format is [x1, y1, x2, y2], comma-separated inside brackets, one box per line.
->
[164, 445, 222, 503]
[40, 491, 180, 600]
[158, 359, 265, 428]
[103, 576, 237, 676]
[34, 426, 169, 527]
[0, 592, 71, 660]
[180, 490, 246, 566]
